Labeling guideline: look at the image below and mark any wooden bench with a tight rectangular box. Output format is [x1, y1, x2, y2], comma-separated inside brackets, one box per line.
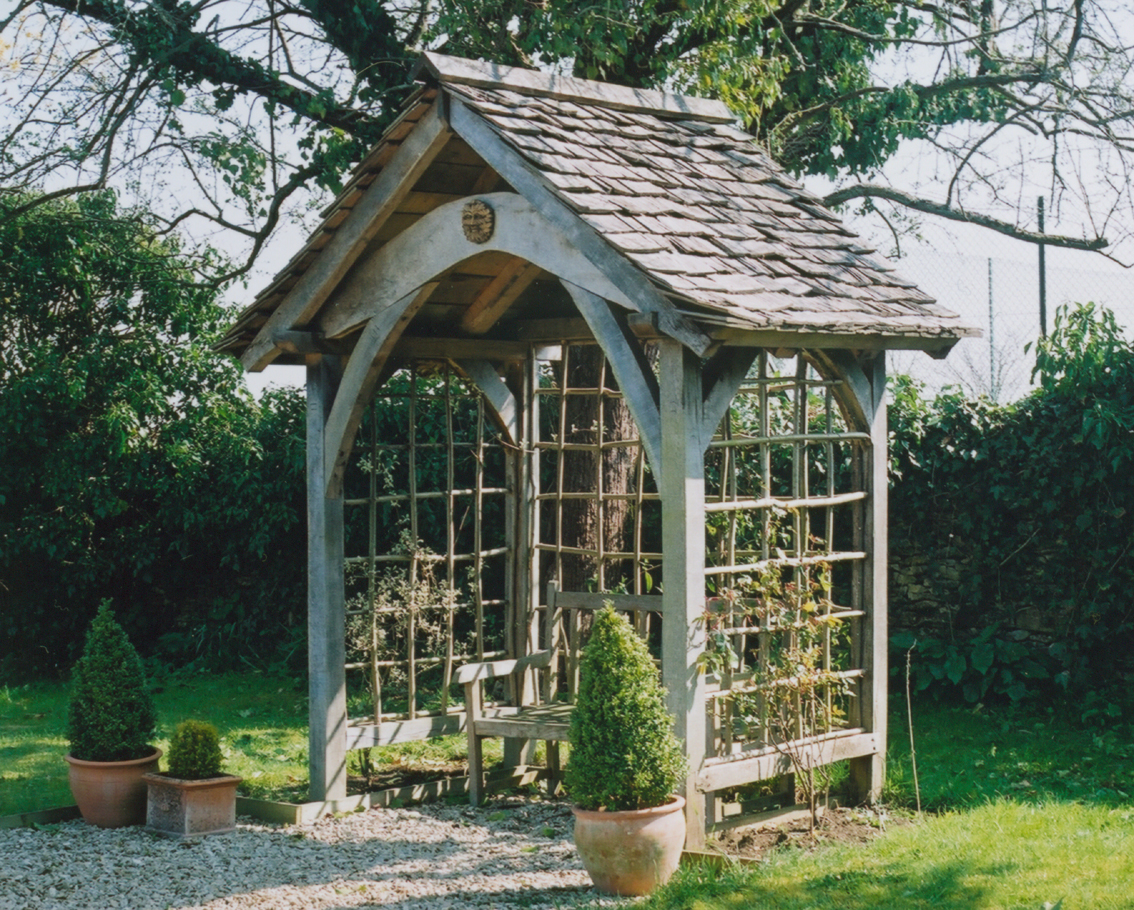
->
[457, 582, 662, 804]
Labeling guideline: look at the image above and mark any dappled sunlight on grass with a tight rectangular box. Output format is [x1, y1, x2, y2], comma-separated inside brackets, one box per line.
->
[649, 802, 1134, 910]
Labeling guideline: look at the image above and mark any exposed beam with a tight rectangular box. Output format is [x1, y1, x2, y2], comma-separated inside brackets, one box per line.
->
[243, 101, 453, 371]
[704, 327, 963, 359]
[322, 284, 438, 497]
[317, 192, 636, 340]
[456, 359, 519, 445]
[460, 259, 543, 335]
[420, 53, 735, 123]
[699, 348, 758, 452]
[561, 281, 663, 484]
[271, 329, 352, 356]
[448, 96, 711, 356]
[658, 340, 708, 849]
[398, 336, 561, 362]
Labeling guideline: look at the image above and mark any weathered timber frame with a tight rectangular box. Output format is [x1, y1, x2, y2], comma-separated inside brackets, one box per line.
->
[220, 53, 976, 843]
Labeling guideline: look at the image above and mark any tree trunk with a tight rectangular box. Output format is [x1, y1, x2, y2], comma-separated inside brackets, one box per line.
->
[559, 345, 637, 593]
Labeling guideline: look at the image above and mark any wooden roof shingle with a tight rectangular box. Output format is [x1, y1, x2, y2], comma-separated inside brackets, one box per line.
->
[220, 53, 977, 366]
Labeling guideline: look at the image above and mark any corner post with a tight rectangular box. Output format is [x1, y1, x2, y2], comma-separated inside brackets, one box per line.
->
[658, 340, 708, 849]
[307, 354, 348, 803]
[849, 352, 888, 802]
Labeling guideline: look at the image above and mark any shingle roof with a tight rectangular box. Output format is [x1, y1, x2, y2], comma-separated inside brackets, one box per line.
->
[445, 78, 968, 340]
[219, 53, 977, 364]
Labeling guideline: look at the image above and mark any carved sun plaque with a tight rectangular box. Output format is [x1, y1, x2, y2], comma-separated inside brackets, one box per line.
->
[462, 199, 495, 244]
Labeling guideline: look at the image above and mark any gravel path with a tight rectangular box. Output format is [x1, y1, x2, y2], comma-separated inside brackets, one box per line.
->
[0, 797, 632, 910]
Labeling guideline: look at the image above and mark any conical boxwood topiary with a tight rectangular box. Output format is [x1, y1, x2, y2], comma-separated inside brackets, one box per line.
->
[67, 602, 157, 762]
[565, 606, 686, 811]
[167, 720, 225, 779]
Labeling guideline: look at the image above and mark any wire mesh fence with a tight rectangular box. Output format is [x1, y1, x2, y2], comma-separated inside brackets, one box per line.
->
[886, 250, 1132, 403]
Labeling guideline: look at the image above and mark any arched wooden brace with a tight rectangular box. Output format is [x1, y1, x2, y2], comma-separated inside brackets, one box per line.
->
[316, 192, 655, 497]
[560, 281, 664, 485]
[317, 192, 636, 341]
[809, 348, 889, 803]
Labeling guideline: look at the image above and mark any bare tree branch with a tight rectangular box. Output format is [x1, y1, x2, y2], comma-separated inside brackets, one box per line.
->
[823, 184, 1108, 251]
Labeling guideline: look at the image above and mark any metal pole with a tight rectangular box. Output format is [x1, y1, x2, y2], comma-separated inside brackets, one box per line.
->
[987, 258, 995, 400]
[1038, 196, 1047, 338]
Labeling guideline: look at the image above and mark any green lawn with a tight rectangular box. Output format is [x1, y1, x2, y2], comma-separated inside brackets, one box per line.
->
[647, 800, 1134, 909]
[5, 673, 1134, 908]
[0, 668, 497, 816]
[641, 698, 1134, 910]
[0, 670, 312, 814]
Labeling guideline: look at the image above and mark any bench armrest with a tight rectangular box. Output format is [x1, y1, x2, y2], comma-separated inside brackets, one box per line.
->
[456, 650, 553, 686]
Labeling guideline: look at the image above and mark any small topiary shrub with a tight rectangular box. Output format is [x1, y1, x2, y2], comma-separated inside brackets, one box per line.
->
[566, 606, 685, 811]
[167, 720, 225, 779]
[67, 601, 157, 762]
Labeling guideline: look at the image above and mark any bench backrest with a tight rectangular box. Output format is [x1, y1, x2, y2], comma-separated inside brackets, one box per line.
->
[545, 581, 663, 701]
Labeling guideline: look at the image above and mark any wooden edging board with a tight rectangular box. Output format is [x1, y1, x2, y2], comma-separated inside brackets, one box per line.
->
[0, 805, 82, 830]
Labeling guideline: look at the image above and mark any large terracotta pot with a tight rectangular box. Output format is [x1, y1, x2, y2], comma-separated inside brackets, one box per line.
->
[571, 795, 686, 896]
[143, 773, 242, 838]
[65, 749, 162, 828]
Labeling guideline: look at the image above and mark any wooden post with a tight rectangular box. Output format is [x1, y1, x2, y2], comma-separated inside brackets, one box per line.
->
[849, 352, 887, 802]
[307, 355, 348, 803]
[503, 355, 539, 769]
[658, 340, 708, 849]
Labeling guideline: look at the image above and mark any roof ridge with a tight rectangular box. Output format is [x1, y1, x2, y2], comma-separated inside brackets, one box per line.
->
[416, 52, 735, 124]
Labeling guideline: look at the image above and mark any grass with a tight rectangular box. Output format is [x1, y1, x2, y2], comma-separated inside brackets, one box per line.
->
[639, 697, 1134, 910]
[647, 801, 1134, 909]
[0, 668, 497, 816]
[5, 672, 1134, 907]
[0, 670, 311, 815]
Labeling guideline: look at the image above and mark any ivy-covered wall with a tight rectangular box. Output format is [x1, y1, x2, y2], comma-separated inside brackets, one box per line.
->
[888, 304, 1134, 715]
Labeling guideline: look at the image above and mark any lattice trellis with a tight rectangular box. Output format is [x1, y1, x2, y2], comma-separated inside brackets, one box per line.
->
[336, 346, 878, 816]
[533, 341, 661, 596]
[702, 353, 869, 762]
[342, 364, 510, 724]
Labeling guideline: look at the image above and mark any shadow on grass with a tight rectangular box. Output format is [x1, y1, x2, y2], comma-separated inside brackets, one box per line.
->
[651, 856, 1011, 910]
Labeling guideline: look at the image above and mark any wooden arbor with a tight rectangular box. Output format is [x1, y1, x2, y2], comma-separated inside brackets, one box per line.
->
[220, 53, 976, 845]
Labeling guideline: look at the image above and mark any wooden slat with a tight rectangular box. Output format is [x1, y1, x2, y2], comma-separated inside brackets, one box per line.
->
[242, 103, 452, 370]
[456, 649, 553, 684]
[696, 731, 877, 793]
[554, 590, 663, 613]
[473, 711, 572, 740]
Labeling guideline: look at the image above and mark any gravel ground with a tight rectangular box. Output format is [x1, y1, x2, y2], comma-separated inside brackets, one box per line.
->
[0, 797, 632, 910]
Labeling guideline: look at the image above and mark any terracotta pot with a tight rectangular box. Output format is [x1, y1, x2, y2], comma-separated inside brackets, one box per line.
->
[572, 795, 686, 896]
[143, 773, 242, 838]
[65, 749, 162, 828]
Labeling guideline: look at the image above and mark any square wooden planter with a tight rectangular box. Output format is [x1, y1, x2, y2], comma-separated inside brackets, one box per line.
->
[143, 773, 242, 838]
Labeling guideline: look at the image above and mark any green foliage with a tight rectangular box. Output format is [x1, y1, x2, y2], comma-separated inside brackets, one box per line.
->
[66, 603, 157, 762]
[167, 720, 225, 779]
[892, 626, 1051, 706]
[889, 303, 1134, 710]
[0, 193, 307, 676]
[566, 607, 685, 811]
[433, 0, 1007, 181]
